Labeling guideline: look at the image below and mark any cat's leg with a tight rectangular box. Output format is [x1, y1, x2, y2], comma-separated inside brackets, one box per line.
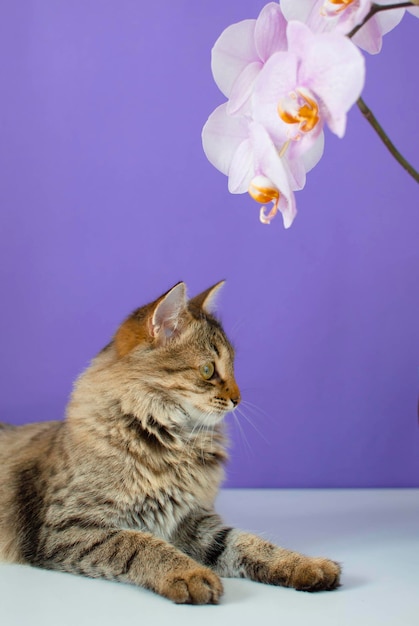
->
[27, 526, 223, 604]
[216, 529, 341, 591]
[173, 512, 341, 592]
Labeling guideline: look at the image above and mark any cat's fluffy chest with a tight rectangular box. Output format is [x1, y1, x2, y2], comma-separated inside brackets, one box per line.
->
[120, 489, 196, 540]
[117, 456, 223, 541]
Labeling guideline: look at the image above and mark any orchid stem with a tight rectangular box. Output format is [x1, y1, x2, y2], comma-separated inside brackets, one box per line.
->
[348, 2, 415, 38]
[350, 3, 419, 183]
[357, 97, 419, 183]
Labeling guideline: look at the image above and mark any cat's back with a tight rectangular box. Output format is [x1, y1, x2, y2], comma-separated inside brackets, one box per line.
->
[0, 420, 63, 562]
[0, 420, 62, 464]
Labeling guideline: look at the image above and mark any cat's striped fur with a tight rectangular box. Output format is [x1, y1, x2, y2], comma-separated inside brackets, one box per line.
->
[0, 282, 340, 603]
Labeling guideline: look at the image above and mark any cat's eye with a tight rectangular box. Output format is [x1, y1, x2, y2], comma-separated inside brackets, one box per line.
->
[199, 362, 215, 380]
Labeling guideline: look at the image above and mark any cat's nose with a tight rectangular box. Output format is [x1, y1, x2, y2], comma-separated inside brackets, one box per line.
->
[228, 380, 241, 407]
[231, 394, 241, 407]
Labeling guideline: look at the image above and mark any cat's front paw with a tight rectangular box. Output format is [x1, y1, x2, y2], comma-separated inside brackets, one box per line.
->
[283, 556, 341, 592]
[161, 566, 224, 604]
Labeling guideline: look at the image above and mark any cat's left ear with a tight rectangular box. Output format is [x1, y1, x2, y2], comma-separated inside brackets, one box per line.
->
[189, 280, 225, 314]
[149, 281, 188, 344]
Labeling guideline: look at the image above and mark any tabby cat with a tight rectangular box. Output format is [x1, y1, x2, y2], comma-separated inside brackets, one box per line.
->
[0, 281, 340, 603]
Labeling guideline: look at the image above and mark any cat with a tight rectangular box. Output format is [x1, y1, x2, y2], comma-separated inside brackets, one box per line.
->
[0, 281, 340, 604]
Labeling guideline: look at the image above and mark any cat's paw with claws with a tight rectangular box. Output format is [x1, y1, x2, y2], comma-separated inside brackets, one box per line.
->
[161, 566, 224, 604]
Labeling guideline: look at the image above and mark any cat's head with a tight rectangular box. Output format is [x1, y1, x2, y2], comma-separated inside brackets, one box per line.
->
[108, 282, 240, 428]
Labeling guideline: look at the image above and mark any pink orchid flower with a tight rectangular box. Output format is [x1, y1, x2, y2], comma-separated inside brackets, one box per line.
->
[202, 104, 325, 228]
[202, 101, 324, 194]
[280, 0, 405, 54]
[243, 122, 298, 228]
[211, 2, 287, 115]
[251, 20, 365, 161]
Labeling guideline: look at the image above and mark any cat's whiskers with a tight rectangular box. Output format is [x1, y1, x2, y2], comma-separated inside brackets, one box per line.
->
[182, 415, 204, 453]
[183, 405, 225, 464]
[205, 411, 216, 458]
[230, 409, 254, 459]
[195, 415, 210, 462]
[234, 404, 271, 446]
[239, 397, 273, 423]
[191, 410, 214, 464]
[199, 413, 212, 464]
[181, 408, 213, 457]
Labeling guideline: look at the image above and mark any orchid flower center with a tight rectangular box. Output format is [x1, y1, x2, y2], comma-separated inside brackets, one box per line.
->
[321, 0, 358, 17]
[248, 175, 280, 225]
[277, 87, 320, 139]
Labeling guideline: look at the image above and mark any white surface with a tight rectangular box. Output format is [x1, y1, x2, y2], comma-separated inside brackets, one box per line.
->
[1, 489, 418, 626]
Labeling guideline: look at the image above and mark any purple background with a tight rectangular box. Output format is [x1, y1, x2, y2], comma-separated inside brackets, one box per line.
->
[1, 1, 418, 487]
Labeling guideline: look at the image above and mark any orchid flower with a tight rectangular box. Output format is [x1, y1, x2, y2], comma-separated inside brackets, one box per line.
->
[202, 106, 297, 227]
[252, 20, 365, 160]
[211, 2, 287, 116]
[280, 0, 405, 54]
[202, 103, 325, 227]
[203, 17, 361, 227]
[243, 122, 298, 228]
[204, 21, 362, 193]
[202, 1, 418, 230]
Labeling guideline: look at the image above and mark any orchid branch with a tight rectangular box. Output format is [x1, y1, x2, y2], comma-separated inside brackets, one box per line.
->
[357, 97, 419, 183]
[348, 2, 419, 184]
[348, 2, 415, 38]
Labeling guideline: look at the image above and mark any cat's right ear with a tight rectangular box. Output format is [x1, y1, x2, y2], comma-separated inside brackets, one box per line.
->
[189, 280, 225, 315]
[148, 282, 187, 345]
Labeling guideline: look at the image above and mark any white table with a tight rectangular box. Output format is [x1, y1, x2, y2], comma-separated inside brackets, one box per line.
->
[1, 489, 418, 626]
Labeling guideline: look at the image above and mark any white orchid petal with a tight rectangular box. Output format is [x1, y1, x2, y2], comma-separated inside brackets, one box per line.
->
[228, 139, 255, 194]
[201, 103, 249, 176]
[286, 20, 313, 60]
[374, 2, 405, 35]
[280, 0, 315, 23]
[280, 192, 297, 229]
[352, 16, 383, 54]
[226, 61, 263, 116]
[301, 131, 325, 175]
[283, 156, 307, 192]
[327, 113, 347, 138]
[211, 19, 257, 98]
[280, 133, 325, 192]
[254, 2, 288, 62]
